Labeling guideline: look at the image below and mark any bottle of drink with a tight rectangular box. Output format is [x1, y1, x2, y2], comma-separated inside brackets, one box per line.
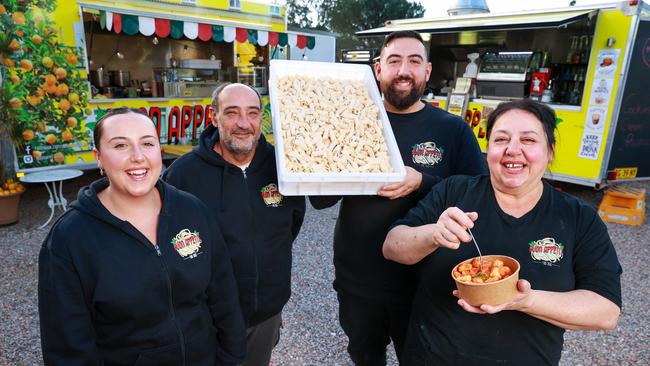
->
[572, 47, 581, 64]
[541, 50, 551, 68]
[579, 36, 589, 63]
[569, 83, 581, 105]
[562, 83, 570, 104]
[541, 79, 554, 103]
[566, 36, 578, 63]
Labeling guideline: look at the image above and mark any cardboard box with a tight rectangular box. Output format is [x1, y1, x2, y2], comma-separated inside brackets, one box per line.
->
[598, 187, 646, 226]
[269, 59, 405, 195]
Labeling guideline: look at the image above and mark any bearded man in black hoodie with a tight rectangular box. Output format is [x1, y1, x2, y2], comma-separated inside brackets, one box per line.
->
[163, 83, 305, 366]
[310, 31, 487, 365]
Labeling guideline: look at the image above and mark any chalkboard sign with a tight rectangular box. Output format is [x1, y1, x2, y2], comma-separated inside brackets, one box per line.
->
[607, 19, 650, 179]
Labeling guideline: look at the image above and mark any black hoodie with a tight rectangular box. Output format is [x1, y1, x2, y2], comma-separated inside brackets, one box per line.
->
[38, 179, 246, 366]
[163, 124, 305, 326]
[310, 104, 487, 302]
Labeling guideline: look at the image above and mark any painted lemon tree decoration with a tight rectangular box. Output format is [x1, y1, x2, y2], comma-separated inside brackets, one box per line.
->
[1, 0, 90, 169]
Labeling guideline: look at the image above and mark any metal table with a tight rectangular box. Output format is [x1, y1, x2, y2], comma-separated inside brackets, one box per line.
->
[20, 169, 83, 229]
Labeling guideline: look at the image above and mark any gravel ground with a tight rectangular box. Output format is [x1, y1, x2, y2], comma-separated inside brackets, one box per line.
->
[1, 170, 648, 365]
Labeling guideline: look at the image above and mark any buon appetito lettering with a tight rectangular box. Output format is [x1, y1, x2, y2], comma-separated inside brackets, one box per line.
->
[529, 245, 563, 254]
[142, 105, 214, 144]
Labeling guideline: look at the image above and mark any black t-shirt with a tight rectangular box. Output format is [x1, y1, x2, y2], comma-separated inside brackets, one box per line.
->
[394, 175, 622, 365]
[311, 103, 487, 301]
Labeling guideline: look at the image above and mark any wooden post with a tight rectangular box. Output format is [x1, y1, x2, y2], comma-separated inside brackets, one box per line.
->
[0, 128, 16, 182]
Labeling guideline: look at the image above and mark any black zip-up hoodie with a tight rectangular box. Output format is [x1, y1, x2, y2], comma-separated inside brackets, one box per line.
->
[38, 179, 246, 366]
[163, 124, 305, 326]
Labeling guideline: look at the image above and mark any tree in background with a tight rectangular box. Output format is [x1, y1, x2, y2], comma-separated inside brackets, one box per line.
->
[0, 0, 90, 176]
[286, 0, 425, 58]
[286, 0, 321, 29]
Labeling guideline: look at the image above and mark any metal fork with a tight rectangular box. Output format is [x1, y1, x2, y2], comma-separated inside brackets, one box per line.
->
[468, 228, 483, 273]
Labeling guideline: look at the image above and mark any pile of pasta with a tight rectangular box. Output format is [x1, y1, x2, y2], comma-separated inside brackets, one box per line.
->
[276, 75, 393, 173]
[453, 257, 513, 284]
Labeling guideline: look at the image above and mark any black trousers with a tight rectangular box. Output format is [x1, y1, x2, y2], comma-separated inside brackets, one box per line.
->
[337, 290, 413, 366]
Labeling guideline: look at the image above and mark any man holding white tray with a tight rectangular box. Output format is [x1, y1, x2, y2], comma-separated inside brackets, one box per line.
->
[310, 31, 487, 365]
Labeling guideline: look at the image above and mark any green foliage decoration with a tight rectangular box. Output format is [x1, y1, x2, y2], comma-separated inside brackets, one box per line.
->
[0, 0, 91, 170]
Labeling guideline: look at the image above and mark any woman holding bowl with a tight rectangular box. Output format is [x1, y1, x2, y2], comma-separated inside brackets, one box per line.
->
[383, 99, 622, 365]
[39, 108, 246, 365]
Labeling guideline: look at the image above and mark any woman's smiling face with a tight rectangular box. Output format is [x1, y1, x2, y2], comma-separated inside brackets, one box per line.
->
[94, 112, 161, 198]
[487, 109, 554, 194]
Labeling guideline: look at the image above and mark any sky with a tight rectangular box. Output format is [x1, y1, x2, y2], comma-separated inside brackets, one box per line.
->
[272, 0, 648, 18]
[418, 0, 645, 17]
[272, 0, 647, 25]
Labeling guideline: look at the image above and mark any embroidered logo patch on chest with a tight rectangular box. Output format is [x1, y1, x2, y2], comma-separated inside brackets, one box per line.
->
[529, 237, 564, 266]
[411, 142, 443, 166]
[260, 183, 283, 207]
[171, 229, 202, 259]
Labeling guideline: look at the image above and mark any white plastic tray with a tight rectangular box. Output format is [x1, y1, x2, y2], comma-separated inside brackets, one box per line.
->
[269, 59, 406, 196]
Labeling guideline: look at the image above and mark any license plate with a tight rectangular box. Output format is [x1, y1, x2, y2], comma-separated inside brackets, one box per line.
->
[615, 167, 638, 179]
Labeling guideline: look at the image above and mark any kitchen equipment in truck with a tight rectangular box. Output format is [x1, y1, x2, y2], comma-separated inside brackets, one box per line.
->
[476, 51, 535, 99]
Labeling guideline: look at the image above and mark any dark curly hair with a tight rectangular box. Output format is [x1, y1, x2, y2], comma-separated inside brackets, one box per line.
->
[486, 99, 557, 154]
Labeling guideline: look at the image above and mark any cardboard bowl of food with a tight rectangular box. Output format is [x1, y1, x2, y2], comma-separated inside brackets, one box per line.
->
[451, 255, 520, 307]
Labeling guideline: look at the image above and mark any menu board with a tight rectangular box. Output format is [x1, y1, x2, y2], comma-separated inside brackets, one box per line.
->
[578, 48, 620, 160]
[447, 93, 469, 117]
[606, 20, 650, 179]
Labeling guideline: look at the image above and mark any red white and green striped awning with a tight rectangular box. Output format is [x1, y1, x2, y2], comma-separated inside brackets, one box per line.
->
[84, 6, 315, 49]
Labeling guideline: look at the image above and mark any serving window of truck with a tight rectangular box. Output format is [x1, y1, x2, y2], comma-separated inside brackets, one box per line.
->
[4, 0, 335, 173]
[359, 1, 650, 187]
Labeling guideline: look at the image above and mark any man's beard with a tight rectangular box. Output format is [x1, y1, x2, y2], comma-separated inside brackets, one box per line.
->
[382, 76, 425, 111]
[218, 123, 259, 157]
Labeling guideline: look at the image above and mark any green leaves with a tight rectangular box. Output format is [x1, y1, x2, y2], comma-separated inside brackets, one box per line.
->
[318, 0, 425, 51]
[1, 0, 91, 168]
[286, 0, 318, 29]
[261, 103, 273, 136]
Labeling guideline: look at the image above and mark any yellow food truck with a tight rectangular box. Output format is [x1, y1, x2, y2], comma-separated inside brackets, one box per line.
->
[2, 0, 335, 172]
[359, 1, 650, 187]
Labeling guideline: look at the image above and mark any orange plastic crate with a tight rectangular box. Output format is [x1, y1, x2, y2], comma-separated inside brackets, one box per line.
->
[598, 187, 646, 226]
